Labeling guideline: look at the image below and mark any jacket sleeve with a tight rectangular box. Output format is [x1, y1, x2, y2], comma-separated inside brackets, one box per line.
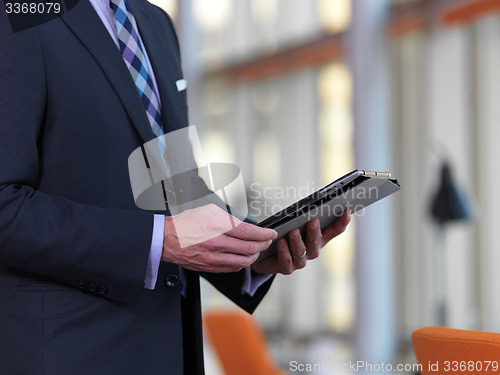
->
[201, 271, 275, 314]
[0, 19, 154, 305]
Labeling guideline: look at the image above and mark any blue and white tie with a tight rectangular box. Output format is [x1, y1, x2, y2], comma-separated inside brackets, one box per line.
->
[110, 0, 165, 140]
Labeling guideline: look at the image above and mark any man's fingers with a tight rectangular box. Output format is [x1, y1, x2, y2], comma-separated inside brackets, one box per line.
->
[165, 204, 278, 273]
[225, 221, 277, 242]
[305, 219, 322, 259]
[321, 210, 351, 245]
[207, 234, 272, 256]
[287, 230, 307, 269]
[198, 252, 260, 272]
[276, 238, 295, 275]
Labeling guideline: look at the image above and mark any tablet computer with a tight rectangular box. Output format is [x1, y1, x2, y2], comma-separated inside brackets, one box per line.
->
[255, 170, 400, 261]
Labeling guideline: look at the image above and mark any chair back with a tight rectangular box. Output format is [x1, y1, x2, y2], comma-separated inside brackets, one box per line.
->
[412, 326, 500, 375]
[204, 310, 285, 375]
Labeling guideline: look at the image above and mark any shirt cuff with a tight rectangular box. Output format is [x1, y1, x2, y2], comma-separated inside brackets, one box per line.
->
[144, 214, 164, 290]
[242, 267, 273, 296]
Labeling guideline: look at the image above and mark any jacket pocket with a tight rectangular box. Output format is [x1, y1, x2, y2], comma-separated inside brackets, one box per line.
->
[17, 280, 72, 292]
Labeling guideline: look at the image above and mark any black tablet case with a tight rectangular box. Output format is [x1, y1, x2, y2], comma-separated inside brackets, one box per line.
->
[256, 170, 400, 261]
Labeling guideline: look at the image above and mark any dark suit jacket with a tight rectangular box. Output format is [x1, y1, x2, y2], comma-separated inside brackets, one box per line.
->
[0, 1, 273, 374]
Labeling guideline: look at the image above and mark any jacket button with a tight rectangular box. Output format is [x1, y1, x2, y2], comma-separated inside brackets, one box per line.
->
[165, 274, 179, 289]
[78, 280, 88, 290]
[97, 285, 109, 295]
[88, 281, 97, 293]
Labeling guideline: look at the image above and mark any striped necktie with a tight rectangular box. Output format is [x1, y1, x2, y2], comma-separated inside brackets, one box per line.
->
[110, 0, 165, 139]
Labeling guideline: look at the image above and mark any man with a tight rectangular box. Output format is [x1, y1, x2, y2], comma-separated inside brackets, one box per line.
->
[0, 0, 350, 374]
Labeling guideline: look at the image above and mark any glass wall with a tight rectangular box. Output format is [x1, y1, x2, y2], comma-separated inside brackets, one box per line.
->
[173, 1, 358, 372]
[150, 0, 500, 373]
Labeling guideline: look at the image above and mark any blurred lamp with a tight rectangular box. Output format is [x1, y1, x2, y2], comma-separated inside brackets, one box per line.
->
[430, 162, 471, 225]
[429, 161, 472, 326]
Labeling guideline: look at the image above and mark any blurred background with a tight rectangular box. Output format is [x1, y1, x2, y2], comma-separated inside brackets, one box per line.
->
[150, 0, 500, 373]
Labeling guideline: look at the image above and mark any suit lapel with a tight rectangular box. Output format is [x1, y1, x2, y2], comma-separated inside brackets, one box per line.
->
[59, 0, 156, 144]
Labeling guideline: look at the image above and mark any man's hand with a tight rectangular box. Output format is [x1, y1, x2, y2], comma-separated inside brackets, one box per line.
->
[162, 204, 277, 273]
[251, 210, 351, 275]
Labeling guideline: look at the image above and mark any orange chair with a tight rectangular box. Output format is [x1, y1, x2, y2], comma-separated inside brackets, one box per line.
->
[204, 311, 286, 375]
[412, 326, 500, 375]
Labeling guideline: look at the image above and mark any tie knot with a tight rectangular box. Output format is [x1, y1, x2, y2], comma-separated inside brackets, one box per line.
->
[110, 0, 135, 36]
